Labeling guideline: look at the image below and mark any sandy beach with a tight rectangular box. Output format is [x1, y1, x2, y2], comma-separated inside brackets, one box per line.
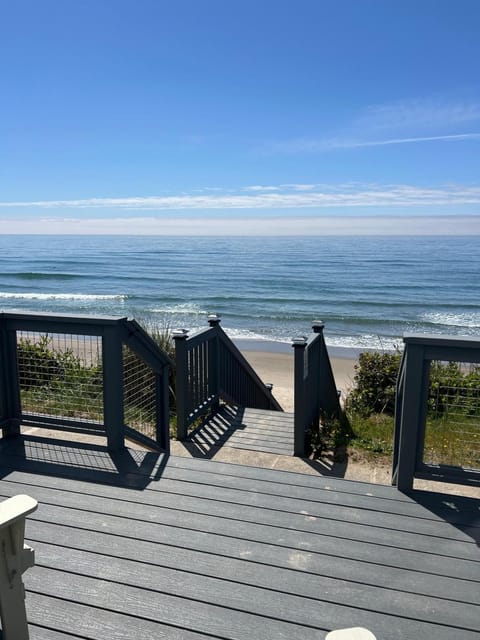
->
[240, 348, 357, 411]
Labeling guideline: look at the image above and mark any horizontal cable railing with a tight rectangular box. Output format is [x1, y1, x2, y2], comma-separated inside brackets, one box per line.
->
[16, 330, 104, 426]
[393, 334, 480, 491]
[0, 312, 172, 452]
[293, 322, 341, 456]
[174, 315, 282, 440]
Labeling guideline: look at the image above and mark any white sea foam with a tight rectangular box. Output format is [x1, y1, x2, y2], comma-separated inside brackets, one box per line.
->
[223, 327, 287, 343]
[420, 311, 480, 329]
[150, 303, 207, 315]
[0, 292, 127, 301]
[325, 334, 400, 351]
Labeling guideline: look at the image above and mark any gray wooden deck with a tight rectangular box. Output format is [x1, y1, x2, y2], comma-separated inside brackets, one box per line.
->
[186, 405, 295, 455]
[0, 434, 479, 639]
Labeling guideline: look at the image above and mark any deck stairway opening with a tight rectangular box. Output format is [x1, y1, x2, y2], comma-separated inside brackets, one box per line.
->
[174, 316, 340, 457]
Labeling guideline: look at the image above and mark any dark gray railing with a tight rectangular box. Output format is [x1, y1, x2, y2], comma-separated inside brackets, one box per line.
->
[0, 312, 172, 452]
[393, 333, 480, 492]
[293, 322, 340, 456]
[174, 315, 282, 439]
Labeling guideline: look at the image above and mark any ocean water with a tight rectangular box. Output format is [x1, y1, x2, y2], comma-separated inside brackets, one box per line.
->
[0, 234, 478, 351]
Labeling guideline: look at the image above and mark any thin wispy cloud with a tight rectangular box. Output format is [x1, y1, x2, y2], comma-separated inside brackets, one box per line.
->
[2, 183, 480, 211]
[262, 98, 480, 154]
[269, 132, 480, 153]
[243, 185, 280, 192]
[358, 98, 480, 131]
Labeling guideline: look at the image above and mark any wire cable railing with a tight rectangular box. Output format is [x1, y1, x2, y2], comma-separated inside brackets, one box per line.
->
[393, 334, 480, 491]
[0, 312, 172, 452]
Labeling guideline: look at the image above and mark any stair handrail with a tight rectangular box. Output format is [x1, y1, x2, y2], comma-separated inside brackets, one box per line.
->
[174, 315, 282, 439]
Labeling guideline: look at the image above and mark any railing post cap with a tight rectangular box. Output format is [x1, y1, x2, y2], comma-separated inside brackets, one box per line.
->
[265, 383, 273, 391]
[292, 336, 307, 347]
[172, 329, 189, 339]
[312, 320, 325, 333]
[207, 314, 221, 326]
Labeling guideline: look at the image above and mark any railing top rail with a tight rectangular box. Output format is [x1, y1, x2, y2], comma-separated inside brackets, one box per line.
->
[305, 332, 321, 349]
[217, 327, 283, 411]
[403, 333, 480, 349]
[1, 311, 173, 369]
[183, 326, 217, 350]
[121, 318, 174, 368]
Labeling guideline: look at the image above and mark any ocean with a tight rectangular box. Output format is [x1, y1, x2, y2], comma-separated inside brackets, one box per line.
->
[0, 234, 478, 352]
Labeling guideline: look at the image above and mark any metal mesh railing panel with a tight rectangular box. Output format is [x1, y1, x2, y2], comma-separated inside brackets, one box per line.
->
[423, 360, 480, 470]
[123, 345, 157, 440]
[17, 331, 103, 423]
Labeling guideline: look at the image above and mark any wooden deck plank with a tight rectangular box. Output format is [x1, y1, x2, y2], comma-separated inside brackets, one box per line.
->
[1, 471, 478, 558]
[190, 427, 293, 445]
[27, 592, 215, 640]
[2, 474, 477, 562]
[23, 498, 480, 583]
[186, 405, 294, 456]
[166, 453, 480, 506]
[32, 537, 480, 626]
[3, 468, 476, 546]
[27, 544, 479, 637]
[29, 566, 331, 640]
[27, 521, 480, 605]
[6, 433, 478, 515]
[2, 480, 478, 588]
[0, 443, 478, 639]
[218, 441, 293, 454]
[188, 435, 293, 454]
[156, 466, 479, 526]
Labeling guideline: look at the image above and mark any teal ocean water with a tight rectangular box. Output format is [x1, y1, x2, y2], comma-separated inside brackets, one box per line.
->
[0, 234, 478, 351]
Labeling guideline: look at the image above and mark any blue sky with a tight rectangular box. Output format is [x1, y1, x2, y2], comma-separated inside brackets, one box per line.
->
[1, 0, 480, 234]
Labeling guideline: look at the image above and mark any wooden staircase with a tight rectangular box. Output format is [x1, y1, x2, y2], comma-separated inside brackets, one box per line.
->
[186, 405, 295, 456]
[175, 316, 340, 458]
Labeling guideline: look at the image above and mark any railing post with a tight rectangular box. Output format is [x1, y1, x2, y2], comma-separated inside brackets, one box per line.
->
[314, 320, 340, 418]
[207, 315, 221, 412]
[173, 329, 189, 440]
[312, 320, 324, 334]
[156, 365, 170, 453]
[395, 342, 426, 492]
[392, 351, 406, 484]
[0, 324, 21, 438]
[207, 314, 221, 328]
[102, 325, 125, 451]
[293, 337, 307, 456]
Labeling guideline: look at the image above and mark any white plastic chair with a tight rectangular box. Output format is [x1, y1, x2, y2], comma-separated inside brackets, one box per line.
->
[0, 495, 38, 640]
[326, 628, 377, 640]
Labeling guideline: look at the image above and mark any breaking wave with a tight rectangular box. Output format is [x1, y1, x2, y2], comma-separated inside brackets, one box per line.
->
[0, 292, 127, 301]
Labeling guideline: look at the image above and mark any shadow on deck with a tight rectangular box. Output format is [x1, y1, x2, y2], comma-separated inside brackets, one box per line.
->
[185, 404, 295, 458]
[0, 434, 478, 640]
[0, 434, 168, 489]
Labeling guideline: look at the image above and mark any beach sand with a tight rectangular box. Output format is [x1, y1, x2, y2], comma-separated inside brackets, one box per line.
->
[241, 349, 357, 411]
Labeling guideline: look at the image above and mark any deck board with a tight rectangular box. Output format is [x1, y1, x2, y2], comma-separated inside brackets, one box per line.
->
[186, 405, 295, 455]
[0, 435, 478, 639]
